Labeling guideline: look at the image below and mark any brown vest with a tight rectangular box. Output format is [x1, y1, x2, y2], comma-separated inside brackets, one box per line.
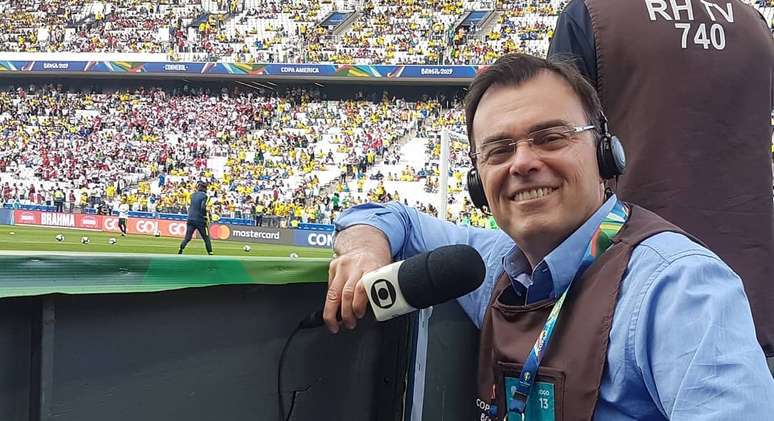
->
[585, 0, 774, 355]
[476, 205, 695, 421]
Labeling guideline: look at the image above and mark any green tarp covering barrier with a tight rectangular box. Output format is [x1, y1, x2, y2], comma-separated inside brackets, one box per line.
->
[0, 251, 330, 298]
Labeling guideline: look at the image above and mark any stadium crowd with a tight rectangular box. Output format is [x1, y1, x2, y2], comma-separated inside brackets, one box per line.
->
[0, 0, 204, 55]
[2, 0, 771, 64]
[304, 0, 469, 65]
[0, 0, 572, 64]
[2, 78, 767, 227]
[447, 2, 559, 64]
[0, 83, 485, 226]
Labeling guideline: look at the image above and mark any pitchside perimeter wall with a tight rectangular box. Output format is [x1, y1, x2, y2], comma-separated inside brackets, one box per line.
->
[0, 253, 412, 421]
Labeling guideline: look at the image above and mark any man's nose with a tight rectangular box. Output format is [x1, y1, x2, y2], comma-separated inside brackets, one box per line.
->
[508, 142, 543, 176]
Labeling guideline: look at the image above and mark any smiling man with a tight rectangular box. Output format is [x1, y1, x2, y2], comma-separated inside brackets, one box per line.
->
[324, 53, 774, 420]
[468, 71, 604, 271]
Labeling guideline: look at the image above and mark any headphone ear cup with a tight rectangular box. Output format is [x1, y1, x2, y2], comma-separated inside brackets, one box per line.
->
[467, 168, 489, 210]
[608, 135, 626, 176]
[597, 134, 626, 179]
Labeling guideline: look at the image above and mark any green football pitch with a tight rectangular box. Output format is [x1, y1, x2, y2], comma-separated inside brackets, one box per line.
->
[0, 225, 334, 258]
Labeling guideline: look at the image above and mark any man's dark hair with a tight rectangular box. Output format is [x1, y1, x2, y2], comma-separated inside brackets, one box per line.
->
[196, 181, 208, 192]
[464, 53, 603, 156]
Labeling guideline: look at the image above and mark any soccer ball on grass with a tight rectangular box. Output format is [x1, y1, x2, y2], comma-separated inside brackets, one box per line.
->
[108, 238, 117, 245]
[55, 234, 64, 242]
[243, 245, 252, 252]
[80, 236, 90, 244]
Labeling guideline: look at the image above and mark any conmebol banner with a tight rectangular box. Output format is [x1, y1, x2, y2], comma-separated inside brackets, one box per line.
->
[294, 230, 334, 249]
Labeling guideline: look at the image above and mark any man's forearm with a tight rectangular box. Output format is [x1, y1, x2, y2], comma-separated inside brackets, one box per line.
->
[333, 224, 392, 261]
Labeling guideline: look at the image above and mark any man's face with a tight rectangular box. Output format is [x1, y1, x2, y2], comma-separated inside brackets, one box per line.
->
[471, 71, 604, 261]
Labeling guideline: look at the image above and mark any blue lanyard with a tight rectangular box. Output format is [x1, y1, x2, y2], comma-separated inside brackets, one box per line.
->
[508, 200, 630, 415]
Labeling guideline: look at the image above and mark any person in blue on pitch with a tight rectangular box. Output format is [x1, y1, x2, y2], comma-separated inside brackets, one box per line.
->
[178, 181, 213, 255]
[323, 53, 774, 420]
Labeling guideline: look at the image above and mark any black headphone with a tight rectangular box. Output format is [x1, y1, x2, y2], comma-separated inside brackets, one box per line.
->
[466, 115, 626, 211]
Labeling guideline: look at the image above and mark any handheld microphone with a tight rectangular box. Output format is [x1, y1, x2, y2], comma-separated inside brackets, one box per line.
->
[300, 244, 486, 328]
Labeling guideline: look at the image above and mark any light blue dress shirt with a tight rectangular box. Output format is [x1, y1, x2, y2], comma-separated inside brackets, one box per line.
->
[335, 196, 774, 420]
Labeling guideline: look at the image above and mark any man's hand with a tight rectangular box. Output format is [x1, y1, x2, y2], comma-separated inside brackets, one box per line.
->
[324, 225, 392, 333]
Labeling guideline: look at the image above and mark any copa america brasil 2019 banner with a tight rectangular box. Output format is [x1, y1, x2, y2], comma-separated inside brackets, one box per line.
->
[0, 60, 484, 80]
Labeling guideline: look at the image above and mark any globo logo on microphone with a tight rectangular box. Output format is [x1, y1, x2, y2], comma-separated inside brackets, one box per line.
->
[361, 245, 485, 322]
[370, 279, 397, 309]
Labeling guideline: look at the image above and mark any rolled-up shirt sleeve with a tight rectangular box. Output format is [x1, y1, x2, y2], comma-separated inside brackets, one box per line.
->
[335, 201, 497, 260]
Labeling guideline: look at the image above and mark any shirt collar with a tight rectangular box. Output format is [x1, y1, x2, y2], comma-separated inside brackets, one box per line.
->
[501, 195, 618, 299]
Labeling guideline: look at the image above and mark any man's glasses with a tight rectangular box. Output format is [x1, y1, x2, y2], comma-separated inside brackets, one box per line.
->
[470, 125, 596, 166]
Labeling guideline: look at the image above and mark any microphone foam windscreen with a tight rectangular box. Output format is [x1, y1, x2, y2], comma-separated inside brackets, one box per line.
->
[398, 244, 486, 309]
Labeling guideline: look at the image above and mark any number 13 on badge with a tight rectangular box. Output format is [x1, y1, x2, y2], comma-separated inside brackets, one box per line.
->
[504, 377, 555, 421]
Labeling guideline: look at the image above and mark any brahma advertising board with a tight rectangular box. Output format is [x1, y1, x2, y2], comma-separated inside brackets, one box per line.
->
[14, 210, 87, 229]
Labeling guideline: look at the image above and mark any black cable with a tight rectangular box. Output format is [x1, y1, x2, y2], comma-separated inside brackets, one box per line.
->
[277, 319, 306, 421]
[278, 310, 336, 421]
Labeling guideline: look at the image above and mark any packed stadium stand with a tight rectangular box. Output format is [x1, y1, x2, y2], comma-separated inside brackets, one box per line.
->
[1, 0, 771, 63]
[0, 80, 486, 226]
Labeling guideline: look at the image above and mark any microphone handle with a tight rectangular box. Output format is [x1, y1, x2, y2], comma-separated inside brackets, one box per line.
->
[299, 307, 379, 329]
[298, 309, 343, 329]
